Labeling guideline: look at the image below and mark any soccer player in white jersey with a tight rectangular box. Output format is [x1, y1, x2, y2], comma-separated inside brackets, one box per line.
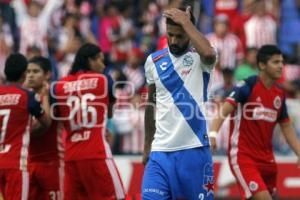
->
[142, 5, 217, 200]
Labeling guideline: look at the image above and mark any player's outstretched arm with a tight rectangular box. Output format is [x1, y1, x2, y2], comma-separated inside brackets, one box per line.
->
[143, 84, 156, 165]
[163, 6, 216, 65]
[209, 102, 235, 153]
[280, 122, 300, 168]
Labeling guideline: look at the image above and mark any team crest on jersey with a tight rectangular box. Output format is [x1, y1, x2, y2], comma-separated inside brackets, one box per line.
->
[249, 181, 258, 191]
[203, 163, 214, 196]
[182, 54, 194, 67]
[274, 96, 281, 109]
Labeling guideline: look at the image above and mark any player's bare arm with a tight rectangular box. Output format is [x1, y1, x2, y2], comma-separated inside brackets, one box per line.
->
[163, 7, 216, 65]
[280, 122, 300, 168]
[143, 84, 156, 165]
[209, 101, 236, 153]
[30, 81, 51, 136]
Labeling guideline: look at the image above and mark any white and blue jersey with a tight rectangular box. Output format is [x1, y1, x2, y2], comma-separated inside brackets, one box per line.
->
[145, 47, 216, 151]
[143, 47, 216, 200]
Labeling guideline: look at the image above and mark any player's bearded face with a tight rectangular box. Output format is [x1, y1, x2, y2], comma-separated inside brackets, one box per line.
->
[169, 41, 190, 55]
[167, 24, 190, 55]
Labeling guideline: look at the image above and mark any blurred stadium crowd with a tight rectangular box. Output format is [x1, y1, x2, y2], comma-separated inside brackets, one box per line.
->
[0, 0, 300, 155]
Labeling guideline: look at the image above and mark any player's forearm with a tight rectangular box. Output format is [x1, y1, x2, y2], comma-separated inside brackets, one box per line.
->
[182, 21, 216, 65]
[144, 104, 156, 152]
[210, 102, 235, 133]
[210, 115, 226, 134]
[41, 94, 51, 116]
[281, 123, 300, 157]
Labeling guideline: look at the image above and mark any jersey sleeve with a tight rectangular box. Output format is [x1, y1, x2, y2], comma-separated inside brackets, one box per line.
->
[27, 91, 45, 118]
[278, 97, 290, 123]
[225, 80, 251, 106]
[144, 55, 155, 85]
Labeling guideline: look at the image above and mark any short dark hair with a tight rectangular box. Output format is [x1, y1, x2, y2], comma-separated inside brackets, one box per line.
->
[256, 45, 282, 65]
[5, 53, 28, 82]
[28, 56, 51, 73]
[166, 6, 195, 26]
[69, 43, 101, 74]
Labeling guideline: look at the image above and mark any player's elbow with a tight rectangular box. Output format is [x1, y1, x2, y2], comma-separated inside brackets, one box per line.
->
[202, 51, 216, 65]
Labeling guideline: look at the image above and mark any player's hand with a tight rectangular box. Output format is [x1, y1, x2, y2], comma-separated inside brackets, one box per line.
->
[209, 137, 217, 154]
[40, 81, 50, 96]
[142, 149, 150, 165]
[163, 6, 191, 26]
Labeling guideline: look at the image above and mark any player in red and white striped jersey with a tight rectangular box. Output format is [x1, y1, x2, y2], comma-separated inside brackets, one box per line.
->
[25, 56, 64, 200]
[244, 0, 277, 49]
[54, 43, 125, 200]
[0, 53, 51, 200]
[206, 14, 244, 70]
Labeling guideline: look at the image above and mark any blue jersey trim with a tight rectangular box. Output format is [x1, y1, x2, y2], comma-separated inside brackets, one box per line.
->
[203, 72, 210, 102]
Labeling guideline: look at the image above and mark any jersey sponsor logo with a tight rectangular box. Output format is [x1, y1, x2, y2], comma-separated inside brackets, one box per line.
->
[0, 94, 21, 106]
[70, 130, 91, 142]
[274, 96, 281, 109]
[143, 188, 165, 196]
[252, 107, 277, 122]
[181, 68, 192, 76]
[63, 78, 98, 93]
[159, 62, 168, 71]
[249, 181, 258, 192]
[182, 54, 194, 67]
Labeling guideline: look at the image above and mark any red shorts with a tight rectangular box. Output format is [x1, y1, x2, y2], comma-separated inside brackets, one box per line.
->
[0, 169, 29, 200]
[229, 155, 277, 199]
[64, 159, 125, 200]
[28, 161, 63, 200]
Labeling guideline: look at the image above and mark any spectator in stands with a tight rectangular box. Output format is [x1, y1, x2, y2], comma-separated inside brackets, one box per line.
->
[234, 47, 258, 81]
[13, 0, 63, 56]
[0, 0, 18, 51]
[213, 68, 235, 100]
[98, 4, 121, 65]
[231, 0, 254, 51]
[56, 13, 83, 78]
[278, 0, 300, 62]
[120, 93, 145, 154]
[244, 0, 277, 48]
[206, 14, 244, 70]
[214, 0, 241, 29]
[122, 47, 145, 93]
[110, 5, 135, 64]
[0, 14, 13, 82]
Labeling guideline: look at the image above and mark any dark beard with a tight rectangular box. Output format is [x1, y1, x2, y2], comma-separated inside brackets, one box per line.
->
[169, 42, 190, 56]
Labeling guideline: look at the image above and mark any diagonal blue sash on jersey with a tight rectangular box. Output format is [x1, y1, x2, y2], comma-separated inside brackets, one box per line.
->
[151, 48, 209, 146]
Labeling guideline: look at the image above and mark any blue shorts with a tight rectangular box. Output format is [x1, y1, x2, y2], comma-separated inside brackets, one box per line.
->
[142, 146, 214, 200]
